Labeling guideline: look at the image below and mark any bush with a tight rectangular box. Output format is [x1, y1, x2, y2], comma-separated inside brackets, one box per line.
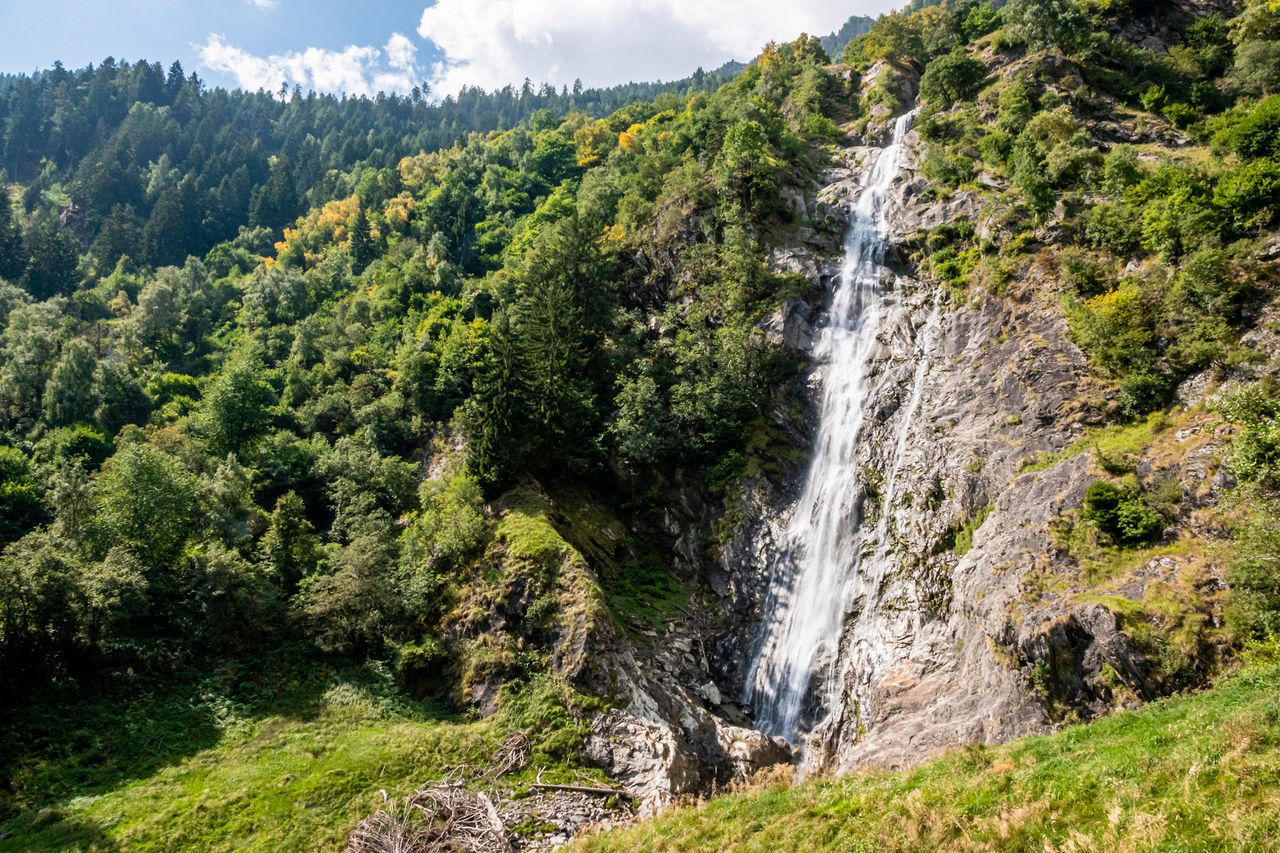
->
[919, 48, 988, 109]
[1059, 249, 1113, 297]
[1002, 0, 1087, 52]
[1083, 480, 1165, 546]
[1232, 95, 1280, 160]
[979, 130, 1013, 165]
[1083, 201, 1143, 254]
[1162, 102, 1199, 128]
[1113, 498, 1165, 543]
[1215, 158, 1280, 229]
[0, 446, 46, 544]
[1220, 384, 1280, 490]
[1065, 281, 1157, 377]
[1116, 372, 1171, 420]
[1045, 137, 1103, 188]
[996, 81, 1034, 135]
[1224, 506, 1280, 639]
[1102, 145, 1143, 197]
[1083, 481, 1123, 524]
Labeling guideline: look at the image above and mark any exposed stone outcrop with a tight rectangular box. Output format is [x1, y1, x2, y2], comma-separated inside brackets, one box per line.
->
[704, 98, 1233, 776]
[580, 621, 791, 814]
[578, 36, 1251, 802]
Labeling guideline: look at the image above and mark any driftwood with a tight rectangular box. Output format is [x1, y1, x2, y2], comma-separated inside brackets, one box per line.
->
[532, 766, 632, 799]
[344, 732, 630, 852]
[345, 783, 512, 853]
[476, 792, 513, 853]
[486, 732, 531, 780]
[530, 782, 632, 798]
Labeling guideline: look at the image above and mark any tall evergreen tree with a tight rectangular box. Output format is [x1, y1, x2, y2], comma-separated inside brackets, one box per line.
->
[22, 221, 79, 300]
[463, 310, 527, 491]
[0, 192, 24, 282]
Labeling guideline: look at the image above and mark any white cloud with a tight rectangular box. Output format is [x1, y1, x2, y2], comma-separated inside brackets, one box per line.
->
[385, 33, 418, 71]
[246, 0, 279, 10]
[197, 32, 422, 97]
[417, 0, 894, 95]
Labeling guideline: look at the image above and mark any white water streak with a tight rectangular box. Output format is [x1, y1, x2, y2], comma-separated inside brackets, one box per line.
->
[744, 112, 919, 743]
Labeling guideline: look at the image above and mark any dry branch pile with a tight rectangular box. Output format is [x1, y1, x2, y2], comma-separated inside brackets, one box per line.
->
[345, 780, 512, 853]
[345, 728, 635, 852]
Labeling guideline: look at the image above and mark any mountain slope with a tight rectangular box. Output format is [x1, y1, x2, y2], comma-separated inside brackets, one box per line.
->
[2, 0, 1280, 849]
[576, 658, 1280, 852]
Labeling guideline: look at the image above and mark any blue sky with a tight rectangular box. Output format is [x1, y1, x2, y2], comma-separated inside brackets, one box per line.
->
[0, 0, 899, 97]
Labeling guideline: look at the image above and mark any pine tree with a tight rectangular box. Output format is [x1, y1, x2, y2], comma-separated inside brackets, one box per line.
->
[23, 221, 79, 300]
[463, 310, 527, 491]
[349, 204, 377, 272]
[0, 192, 24, 282]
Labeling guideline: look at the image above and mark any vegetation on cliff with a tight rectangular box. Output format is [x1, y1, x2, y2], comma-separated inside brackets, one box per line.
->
[2, 0, 1280, 847]
[0, 24, 846, 847]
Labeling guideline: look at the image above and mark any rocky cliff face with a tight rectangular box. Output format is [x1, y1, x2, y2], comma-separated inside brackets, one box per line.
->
[576, 65, 1265, 801]
[704, 110, 1242, 774]
[575, 121, 1097, 796]
[713, 125, 1096, 770]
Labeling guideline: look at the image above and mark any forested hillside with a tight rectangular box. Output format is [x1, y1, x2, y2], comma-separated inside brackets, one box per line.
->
[3, 0, 1280, 848]
[0, 28, 849, 849]
[0, 57, 743, 280]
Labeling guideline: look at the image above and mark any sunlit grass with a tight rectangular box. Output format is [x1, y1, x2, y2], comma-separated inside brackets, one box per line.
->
[576, 659, 1280, 853]
[0, 661, 594, 852]
[1021, 410, 1173, 475]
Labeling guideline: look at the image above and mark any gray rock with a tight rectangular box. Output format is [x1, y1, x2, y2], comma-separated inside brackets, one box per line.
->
[585, 710, 699, 816]
[761, 300, 817, 354]
[697, 681, 722, 705]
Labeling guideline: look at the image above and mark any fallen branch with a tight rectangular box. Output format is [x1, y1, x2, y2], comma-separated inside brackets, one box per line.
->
[530, 782, 633, 799]
[476, 792, 513, 853]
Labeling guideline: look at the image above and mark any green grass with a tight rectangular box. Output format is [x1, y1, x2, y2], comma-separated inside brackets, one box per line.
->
[539, 485, 689, 632]
[576, 658, 1280, 853]
[953, 504, 993, 557]
[0, 657, 594, 852]
[1021, 410, 1171, 475]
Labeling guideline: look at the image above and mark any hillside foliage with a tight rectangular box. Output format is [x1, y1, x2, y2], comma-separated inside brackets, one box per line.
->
[3, 0, 1280, 847]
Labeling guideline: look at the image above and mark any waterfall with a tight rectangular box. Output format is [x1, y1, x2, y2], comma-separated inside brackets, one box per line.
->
[743, 110, 919, 745]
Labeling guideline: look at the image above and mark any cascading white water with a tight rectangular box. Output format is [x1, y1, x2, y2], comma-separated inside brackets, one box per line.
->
[744, 111, 919, 744]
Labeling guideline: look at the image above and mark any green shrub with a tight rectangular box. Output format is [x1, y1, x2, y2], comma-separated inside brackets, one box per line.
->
[1045, 137, 1103, 187]
[1116, 372, 1171, 419]
[1065, 280, 1157, 377]
[1224, 505, 1280, 639]
[1083, 201, 1143, 254]
[1162, 102, 1199, 128]
[1102, 145, 1143, 197]
[0, 447, 46, 544]
[1002, 0, 1087, 52]
[1215, 158, 1280, 229]
[1083, 480, 1165, 546]
[919, 48, 988, 109]
[996, 81, 1034, 135]
[1232, 94, 1280, 160]
[1059, 249, 1113, 297]
[1113, 499, 1165, 543]
[1220, 384, 1280, 490]
[979, 130, 1013, 165]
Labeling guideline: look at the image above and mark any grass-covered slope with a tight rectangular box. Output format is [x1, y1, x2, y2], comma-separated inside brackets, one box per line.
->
[0, 662, 598, 852]
[577, 660, 1280, 852]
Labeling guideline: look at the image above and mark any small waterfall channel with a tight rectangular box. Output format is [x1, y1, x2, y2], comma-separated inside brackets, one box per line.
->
[744, 110, 925, 749]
